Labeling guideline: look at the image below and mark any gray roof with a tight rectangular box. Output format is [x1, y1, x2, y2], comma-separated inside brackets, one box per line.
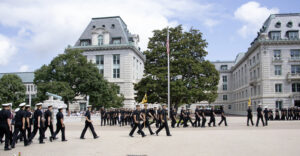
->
[75, 16, 133, 46]
[0, 72, 34, 83]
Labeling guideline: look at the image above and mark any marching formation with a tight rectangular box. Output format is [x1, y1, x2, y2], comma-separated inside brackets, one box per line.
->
[247, 104, 300, 127]
[2, 101, 300, 151]
[0, 103, 66, 151]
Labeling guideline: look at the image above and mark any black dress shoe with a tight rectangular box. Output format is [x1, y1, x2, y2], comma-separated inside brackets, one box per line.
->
[94, 136, 99, 139]
[49, 137, 53, 142]
[62, 140, 68, 142]
[80, 137, 85, 139]
[4, 147, 11, 151]
[155, 132, 158, 136]
[150, 133, 155, 135]
[142, 135, 146, 137]
[11, 145, 15, 148]
[167, 134, 172, 136]
[129, 135, 134, 137]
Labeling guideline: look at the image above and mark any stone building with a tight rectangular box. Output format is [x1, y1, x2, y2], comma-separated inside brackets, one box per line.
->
[211, 13, 300, 115]
[70, 16, 145, 108]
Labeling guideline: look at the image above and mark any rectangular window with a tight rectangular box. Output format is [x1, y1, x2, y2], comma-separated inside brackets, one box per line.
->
[292, 83, 300, 92]
[96, 55, 104, 74]
[257, 53, 260, 60]
[228, 105, 231, 110]
[223, 84, 227, 91]
[287, 31, 299, 40]
[223, 95, 228, 101]
[80, 40, 90, 46]
[276, 101, 282, 110]
[291, 65, 300, 74]
[253, 56, 256, 64]
[133, 57, 135, 79]
[112, 38, 121, 44]
[291, 49, 300, 60]
[274, 65, 282, 75]
[274, 50, 281, 59]
[275, 84, 282, 93]
[269, 31, 281, 40]
[220, 65, 228, 70]
[222, 75, 227, 83]
[113, 54, 120, 78]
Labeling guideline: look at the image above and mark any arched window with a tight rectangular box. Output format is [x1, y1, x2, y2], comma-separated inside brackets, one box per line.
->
[98, 35, 103, 45]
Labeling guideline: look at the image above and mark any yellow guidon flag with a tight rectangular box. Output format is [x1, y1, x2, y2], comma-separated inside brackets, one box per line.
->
[141, 93, 147, 104]
[248, 97, 251, 106]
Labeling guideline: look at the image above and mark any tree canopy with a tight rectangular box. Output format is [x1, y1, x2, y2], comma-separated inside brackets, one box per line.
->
[34, 49, 124, 109]
[134, 25, 219, 108]
[0, 74, 26, 108]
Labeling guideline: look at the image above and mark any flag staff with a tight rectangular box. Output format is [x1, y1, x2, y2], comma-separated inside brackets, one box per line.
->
[167, 27, 170, 118]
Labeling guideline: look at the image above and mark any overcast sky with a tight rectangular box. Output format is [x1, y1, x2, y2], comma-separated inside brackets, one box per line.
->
[0, 0, 299, 73]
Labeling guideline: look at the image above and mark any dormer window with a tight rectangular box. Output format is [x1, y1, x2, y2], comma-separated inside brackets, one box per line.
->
[98, 35, 103, 46]
[287, 31, 299, 40]
[112, 38, 121, 44]
[111, 24, 115, 29]
[80, 40, 90, 46]
[269, 31, 281, 40]
[220, 65, 228, 71]
[102, 25, 105, 28]
[275, 22, 281, 28]
[92, 25, 96, 29]
[287, 21, 293, 28]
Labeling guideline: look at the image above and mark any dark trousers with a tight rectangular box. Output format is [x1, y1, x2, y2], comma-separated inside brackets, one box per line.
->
[80, 122, 97, 138]
[141, 120, 154, 134]
[247, 116, 254, 126]
[264, 116, 268, 126]
[256, 115, 265, 126]
[12, 124, 27, 147]
[26, 125, 31, 139]
[101, 117, 106, 126]
[129, 123, 145, 136]
[177, 116, 184, 127]
[29, 123, 44, 143]
[0, 125, 10, 149]
[201, 117, 207, 127]
[44, 122, 54, 138]
[53, 124, 65, 141]
[171, 117, 177, 128]
[118, 117, 124, 126]
[208, 117, 216, 126]
[218, 116, 227, 126]
[156, 118, 161, 128]
[194, 116, 201, 127]
[184, 117, 193, 127]
[156, 121, 171, 135]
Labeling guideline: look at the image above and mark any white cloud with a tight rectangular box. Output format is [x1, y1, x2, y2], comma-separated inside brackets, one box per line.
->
[204, 19, 219, 28]
[18, 65, 30, 72]
[0, 0, 219, 56]
[0, 34, 17, 66]
[234, 1, 279, 38]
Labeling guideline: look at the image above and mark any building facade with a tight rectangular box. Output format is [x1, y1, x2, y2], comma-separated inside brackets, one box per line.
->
[211, 13, 300, 115]
[70, 16, 145, 108]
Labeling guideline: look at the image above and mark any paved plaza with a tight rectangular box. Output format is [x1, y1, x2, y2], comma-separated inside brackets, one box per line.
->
[1, 117, 300, 156]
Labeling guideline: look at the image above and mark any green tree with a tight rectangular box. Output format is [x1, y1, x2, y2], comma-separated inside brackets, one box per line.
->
[34, 49, 124, 109]
[134, 25, 219, 108]
[0, 74, 26, 108]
